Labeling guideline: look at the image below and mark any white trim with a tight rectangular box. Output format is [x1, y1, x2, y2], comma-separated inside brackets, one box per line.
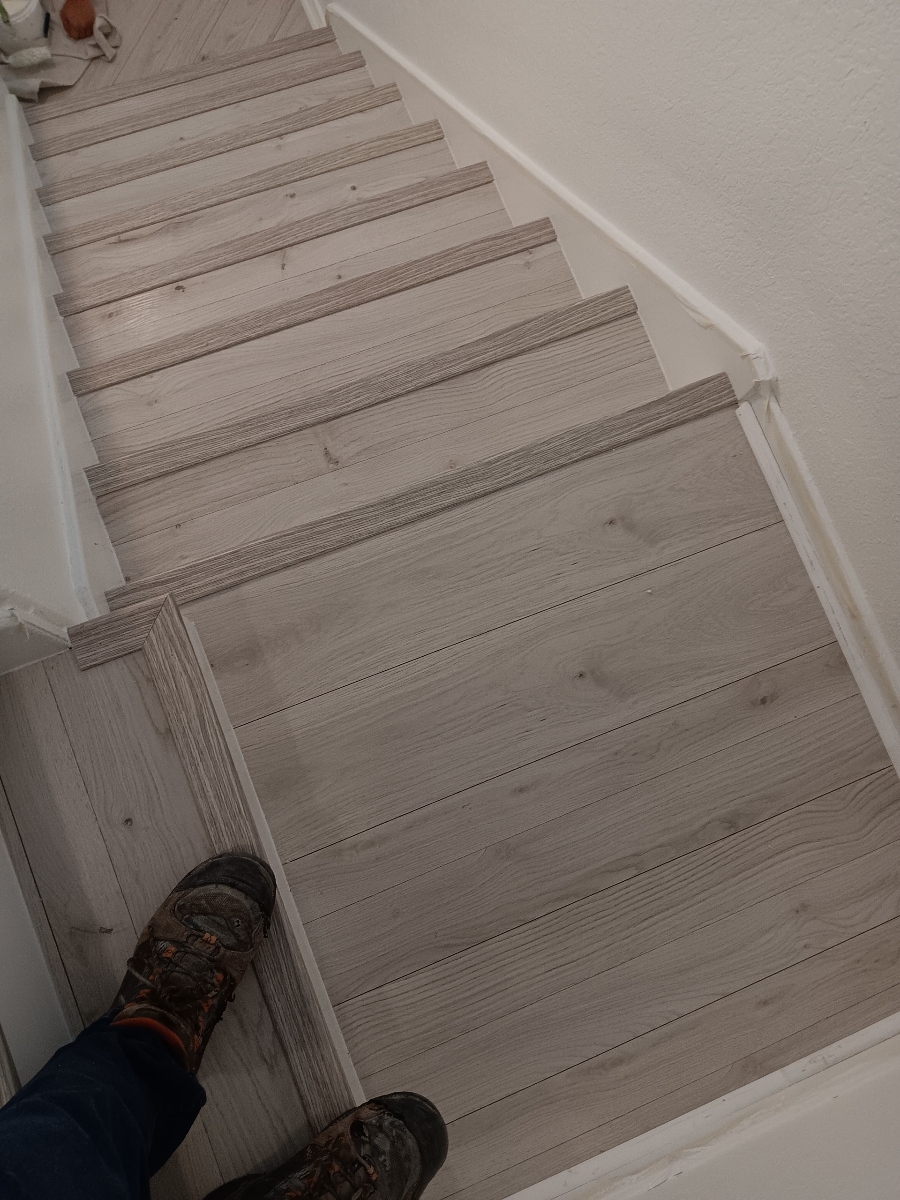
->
[184, 619, 367, 1105]
[300, 0, 327, 29]
[505, 1012, 900, 1200]
[737, 401, 900, 775]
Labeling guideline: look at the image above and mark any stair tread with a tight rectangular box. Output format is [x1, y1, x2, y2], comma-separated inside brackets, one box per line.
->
[59, 155, 485, 319]
[31, 49, 367, 161]
[105, 374, 736, 609]
[36, 67, 375, 203]
[87, 291, 636, 497]
[68, 220, 559, 396]
[44, 92, 409, 252]
[27, 28, 337, 125]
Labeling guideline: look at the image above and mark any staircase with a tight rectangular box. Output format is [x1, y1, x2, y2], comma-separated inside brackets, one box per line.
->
[14, 19, 900, 1200]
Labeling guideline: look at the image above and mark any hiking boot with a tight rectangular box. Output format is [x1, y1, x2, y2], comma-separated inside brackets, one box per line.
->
[203, 1092, 448, 1200]
[111, 852, 276, 1072]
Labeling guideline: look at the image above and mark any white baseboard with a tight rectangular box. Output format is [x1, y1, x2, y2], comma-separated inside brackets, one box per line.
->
[301, 0, 327, 29]
[0, 606, 69, 676]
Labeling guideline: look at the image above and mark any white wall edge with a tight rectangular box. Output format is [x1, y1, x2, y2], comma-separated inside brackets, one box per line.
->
[5, 93, 96, 622]
[184, 618, 367, 1106]
[300, 0, 327, 29]
[504, 1011, 900, 1200]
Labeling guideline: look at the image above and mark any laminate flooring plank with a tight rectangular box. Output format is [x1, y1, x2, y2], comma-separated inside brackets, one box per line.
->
[240, 523, 833, 860]
[110, 0, 229, 87]
[285, 643, 859, 921]
[68, 221, 557, 395]
[199, 0, 297, 59]
[445, 973, 900, 1200]
[28, 29, 336, 124]
[186, 397, 760, 722]
[62, 165, 495, 323]
[37, 68, 376, 197]
[44, 93, 409, 242]
[427, 919, 900, 1200]
[106, 319, 662, 566]
[367, 825, 900, 1119]
[314, 697, 890, 1012]
[43, 651, 312, 1179]
[51, 133, 445, 289]
[0, 662, 136, 1024]
[80, 248, 577, 454]
[71, 190, 508, 369]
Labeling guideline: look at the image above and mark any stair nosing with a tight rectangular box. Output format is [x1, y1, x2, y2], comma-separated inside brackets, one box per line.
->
[32, 49, 366, 162]
[58, 129, 462, 318]
[104, 374, 737, 611]
[87, 290, 636, 497]
[43, 85, 404, 250]
[68, 220, 559, 397]
[27, 28, 337, 126]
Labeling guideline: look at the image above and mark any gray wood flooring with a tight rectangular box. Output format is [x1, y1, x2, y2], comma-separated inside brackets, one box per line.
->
[13, 10, 899, 1200]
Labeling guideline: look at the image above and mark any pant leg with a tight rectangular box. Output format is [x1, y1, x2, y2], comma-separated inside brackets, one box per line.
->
[0, 1014, 206, 1200]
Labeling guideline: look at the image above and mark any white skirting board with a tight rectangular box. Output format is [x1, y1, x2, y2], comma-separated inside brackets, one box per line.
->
[328, 1, 900, 782]
[301, 0, 327, 29]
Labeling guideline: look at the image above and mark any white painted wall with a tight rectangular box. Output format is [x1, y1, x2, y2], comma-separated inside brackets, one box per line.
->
[330, 0, 900, 663]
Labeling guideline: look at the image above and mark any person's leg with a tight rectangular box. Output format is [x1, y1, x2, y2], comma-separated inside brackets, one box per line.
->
[0, 852, 277, 1200]
[0, 1015, 205, 1200]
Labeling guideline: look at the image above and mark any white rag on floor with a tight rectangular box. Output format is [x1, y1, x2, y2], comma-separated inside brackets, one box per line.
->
[1, 3, 121, 102]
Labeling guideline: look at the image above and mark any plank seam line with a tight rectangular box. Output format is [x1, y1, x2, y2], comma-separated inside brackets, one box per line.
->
[104, 373, 737, 611]
[86, 289, 635, 497]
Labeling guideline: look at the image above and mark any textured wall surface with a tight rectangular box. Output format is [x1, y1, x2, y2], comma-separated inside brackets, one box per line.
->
[334, 0, 900, 657]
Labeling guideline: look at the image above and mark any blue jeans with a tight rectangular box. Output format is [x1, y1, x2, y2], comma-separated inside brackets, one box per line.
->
[0, 1015, 206, 1200]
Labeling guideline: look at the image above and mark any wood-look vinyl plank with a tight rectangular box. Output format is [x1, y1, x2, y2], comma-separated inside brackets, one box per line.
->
[105, 317, 660, 564]
[28, 29, 335, 125]
[88, 291, 633, 496]
[366, 819, 900, 1119]
[283, 643, 858, 921]
[109, 0, 227, 88]
[427, 918, 900, 1200]
[319, 701, 890, 1014]
[441, 971, 900, 1200]
[0, 661, 137, 1024]
[52, 136, 450, 291]
[98, 309, 644, 545]
[33, 48, 366, 161]
[68, 221, 557, 396]
[44, 94, 409, 241]
[198, 0, 297, 61]
[43, 650, 312, 1178]
[80, 247, 576, 454]
[44, 94, 408, 247]
[62, 164, 494, 322]
[240, 523, 832, 860]
[37, 68, 376, 196]
[106, 375, 735, 609]
[70, 188, 506, 365]
[274, 1, 313, 37]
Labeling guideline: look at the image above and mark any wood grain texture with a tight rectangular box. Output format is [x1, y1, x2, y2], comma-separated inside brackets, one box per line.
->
[106, 373, 735, 608]
[187, 401, 765, 725]
[284, 644, 858, 922]
[367, 807, 900, 1120]
[31, 50, 366, 162]
[339, 730, 892, 1076]
[27, 28, 336, 125]
[433, 918, 900, 1200]
[87, 290, 631, 495]
[240, 523, 833, 860]
[140, 599, 358, 1128]
[44, 88, 405, 251]
[68, 593, 167, 668]
[0, 776, 81, 1033]
[275, 1, 314, 38]
[197, 0, 307, 62]
[61, 159, 485, 319]
[0, 662, 137, 1025]
[84, 257, 577, 460]
[69, 220, 556, 396]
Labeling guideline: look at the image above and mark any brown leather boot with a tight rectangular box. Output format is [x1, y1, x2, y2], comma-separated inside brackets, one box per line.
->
[110, 852, 276, 1072]
[204, 1093, 448, 1200]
